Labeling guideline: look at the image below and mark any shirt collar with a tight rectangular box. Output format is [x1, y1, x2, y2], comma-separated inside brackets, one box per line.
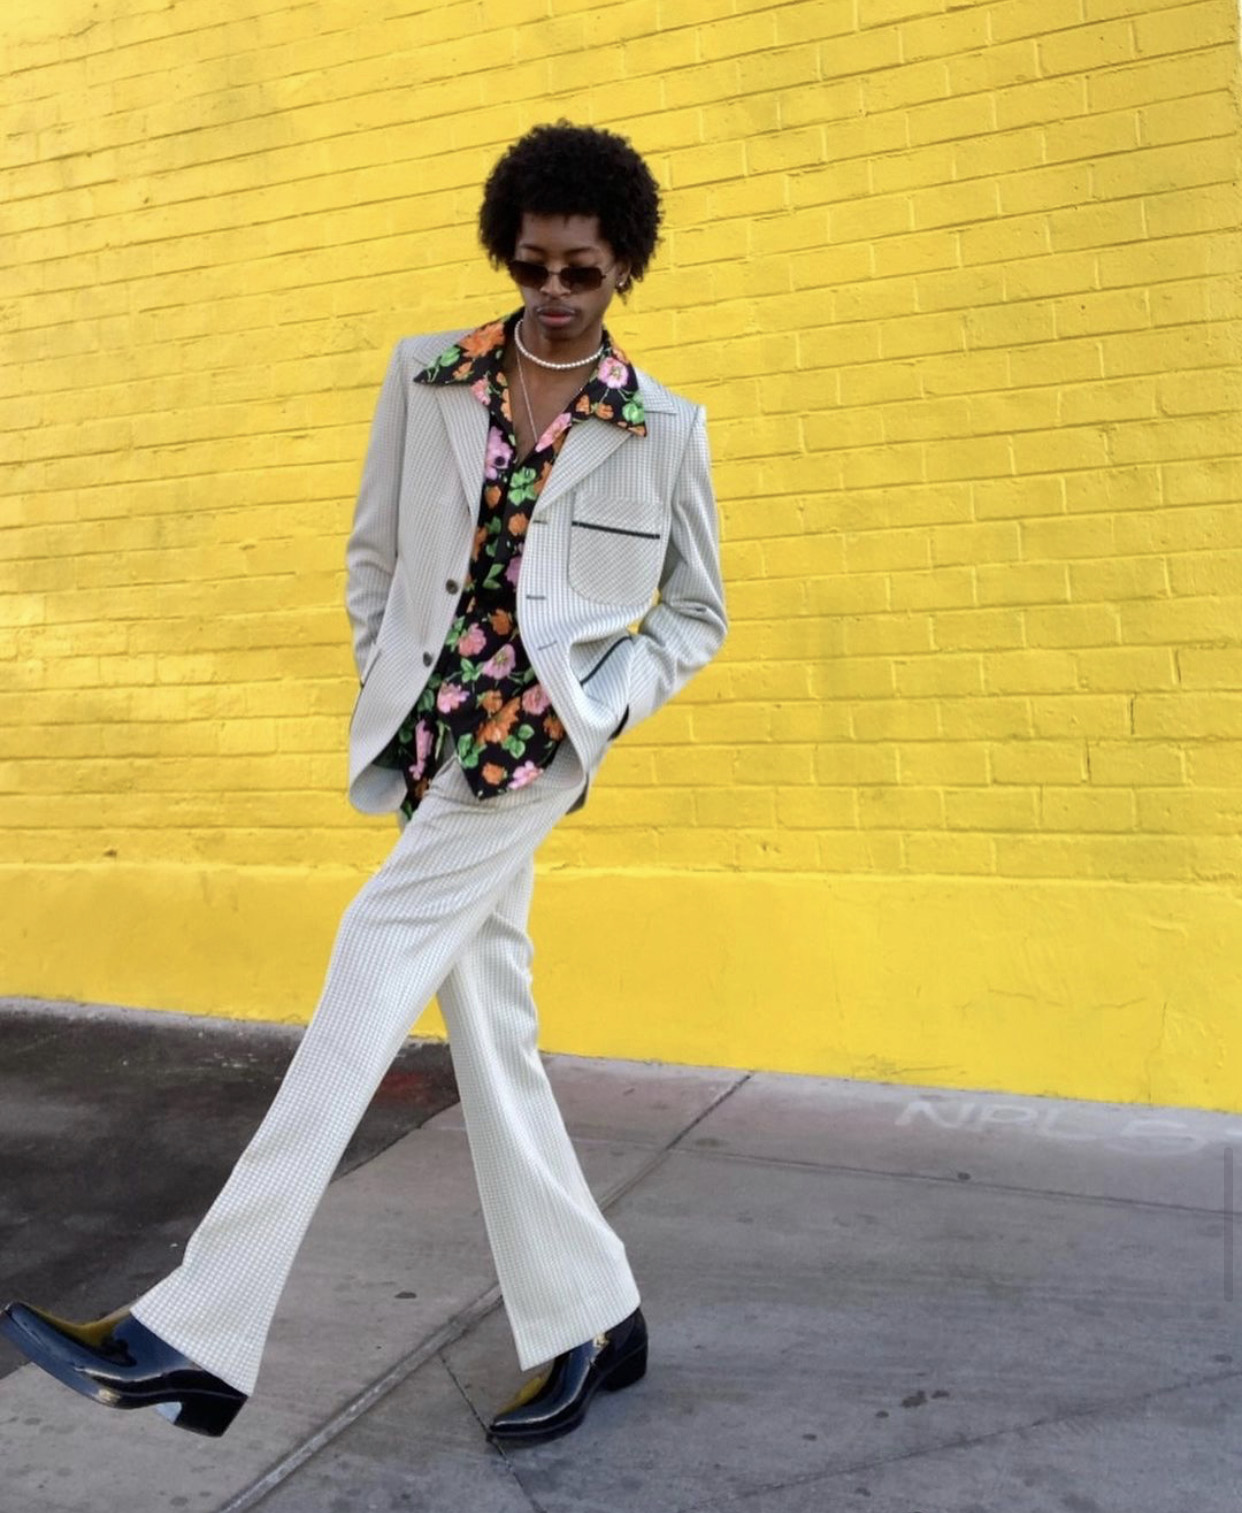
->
[413, 309, 647, 436]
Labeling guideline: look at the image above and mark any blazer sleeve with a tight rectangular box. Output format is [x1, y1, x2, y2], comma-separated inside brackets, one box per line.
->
[623, 404, 728, 733]
[345, 340, 407, 683]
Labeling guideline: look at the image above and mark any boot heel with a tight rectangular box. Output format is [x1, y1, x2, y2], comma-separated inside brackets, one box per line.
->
[603, 1341, 647, 1392]
[155, 1389, 245, 1437]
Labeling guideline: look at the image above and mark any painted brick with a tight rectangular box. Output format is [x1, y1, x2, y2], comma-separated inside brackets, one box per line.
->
[989, 0, 1084, 46]
[932, 610, 1027, 651]
[1039, 20, 1139, 78]
[0, 0, 1239, 920]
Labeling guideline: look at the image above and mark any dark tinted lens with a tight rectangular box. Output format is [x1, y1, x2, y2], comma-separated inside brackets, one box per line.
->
[560, 265, 605, 291]
[507, 259, 547, 288]
[506, 259, 605, 292]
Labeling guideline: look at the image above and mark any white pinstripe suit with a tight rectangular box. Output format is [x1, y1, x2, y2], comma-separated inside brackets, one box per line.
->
[128, 328, 727, 1397]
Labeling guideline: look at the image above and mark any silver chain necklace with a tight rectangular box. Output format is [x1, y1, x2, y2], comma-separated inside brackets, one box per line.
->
[515, 346, 554, 453]
[513, 316, 604, 371]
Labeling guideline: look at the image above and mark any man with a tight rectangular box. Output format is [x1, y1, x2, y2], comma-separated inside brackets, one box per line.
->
[1, 121, 726, 1448]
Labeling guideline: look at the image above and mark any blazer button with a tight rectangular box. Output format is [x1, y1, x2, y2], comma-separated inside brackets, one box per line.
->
[422, 652, 433, 667]
[446, 579, 460, 593]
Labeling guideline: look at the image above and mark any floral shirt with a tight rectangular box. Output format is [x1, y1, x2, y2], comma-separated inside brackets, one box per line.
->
[373, 308, 647, 820]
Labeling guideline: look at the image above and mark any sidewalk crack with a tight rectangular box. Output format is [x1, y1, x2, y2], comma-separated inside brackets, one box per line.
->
[676, 1364, 1242, 1512]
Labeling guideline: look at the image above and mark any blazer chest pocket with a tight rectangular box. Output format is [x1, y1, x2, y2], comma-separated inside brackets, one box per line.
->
[568, 494, 666, 606]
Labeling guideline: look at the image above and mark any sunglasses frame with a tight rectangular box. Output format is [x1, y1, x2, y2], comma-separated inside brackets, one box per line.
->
[506, 258, 617, 294]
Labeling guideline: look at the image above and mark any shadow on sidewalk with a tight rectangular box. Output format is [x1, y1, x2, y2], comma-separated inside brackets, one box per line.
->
[0, 999, 458, 1380]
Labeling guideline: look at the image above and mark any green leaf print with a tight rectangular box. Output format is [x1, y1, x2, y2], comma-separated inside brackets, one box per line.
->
[517, 723, 534, 740]
[508, 467, 538, 505]
[622, 399, 645, 425]
[501, 735, 527, 758]
[483, 561, 505, 590]
[459, 657, 481, 684]
[426, 344, 462, 378]
[456, 733, 482, 769]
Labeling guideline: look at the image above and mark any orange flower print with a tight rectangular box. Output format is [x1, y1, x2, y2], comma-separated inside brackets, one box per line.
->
[478, 688, 505, 713]
[480, 699, 521, 744]
[482, 762, 506, 785]
[594, 402, 614, 421]
[484, 484, 502, 508]
[509, 512, 528, 537]
[489, 608, 513, 635]
[543, 714, 564, 741]
[473, 525, 489, 554]
[574, 393, 591, 414]
[460, 321, 505, 357]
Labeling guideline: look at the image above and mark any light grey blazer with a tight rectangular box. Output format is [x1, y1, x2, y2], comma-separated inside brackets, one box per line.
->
[344, 329, 728, 815]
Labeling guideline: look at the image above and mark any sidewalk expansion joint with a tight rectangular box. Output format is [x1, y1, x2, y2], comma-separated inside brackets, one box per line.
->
[213, 1082, 750, 1512]
[440, 1351, 551, 1513]
[669, 1143, 1242, 1219]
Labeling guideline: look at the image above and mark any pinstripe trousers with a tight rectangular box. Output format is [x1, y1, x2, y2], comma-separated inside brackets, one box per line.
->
[128, 741, 640, 1396]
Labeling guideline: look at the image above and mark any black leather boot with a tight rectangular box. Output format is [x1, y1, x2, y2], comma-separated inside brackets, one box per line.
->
[0, 1301, 247, 1437]
[487, 1305, 647, 1446]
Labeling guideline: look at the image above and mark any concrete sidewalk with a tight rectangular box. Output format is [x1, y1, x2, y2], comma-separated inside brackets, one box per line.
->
[1, 1011, 1239, 1512]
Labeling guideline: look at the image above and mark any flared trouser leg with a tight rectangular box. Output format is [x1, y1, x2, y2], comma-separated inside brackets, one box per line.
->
[129, 746, 634, 1396]
[435, 857, 640, 1371]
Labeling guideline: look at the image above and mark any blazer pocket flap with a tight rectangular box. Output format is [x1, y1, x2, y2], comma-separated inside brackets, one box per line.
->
[571, 491, 664, 538]
[568, 495, 666, 605]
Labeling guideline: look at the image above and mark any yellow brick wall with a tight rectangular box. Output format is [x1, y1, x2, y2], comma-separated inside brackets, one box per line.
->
[3, 0, 1241, 1109]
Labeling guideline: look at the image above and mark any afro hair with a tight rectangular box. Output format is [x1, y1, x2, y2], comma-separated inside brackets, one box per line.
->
[478, 121, 663, 290]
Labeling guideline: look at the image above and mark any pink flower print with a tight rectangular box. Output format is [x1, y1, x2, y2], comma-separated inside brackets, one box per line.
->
[471, 378, 489, 404]
[520, 684, 550, 715]
[457, 622, 487, 656]
[541, 410, 572, 446]
[509, 761, 542, 789]
[436, 682, 469, 713]
[485, 425, 513, 480]
[504, 552, 523, 588]
[408, 720, 435, 780]
[481, 643, 517, 680]
[597, 354, 627, 390]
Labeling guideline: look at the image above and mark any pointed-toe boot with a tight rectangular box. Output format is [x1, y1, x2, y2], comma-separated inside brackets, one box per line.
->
[0, 1301, 246, 1437]
[487, 1305, 647, 1446]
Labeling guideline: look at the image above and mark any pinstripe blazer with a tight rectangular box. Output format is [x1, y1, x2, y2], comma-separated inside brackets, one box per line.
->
[344, 329, 728, 815]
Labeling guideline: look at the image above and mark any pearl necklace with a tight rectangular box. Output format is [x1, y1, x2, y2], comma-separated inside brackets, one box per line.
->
[513, 317, 604, 371]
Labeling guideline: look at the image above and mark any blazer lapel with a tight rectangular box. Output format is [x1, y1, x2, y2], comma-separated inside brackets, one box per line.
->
[429, 361, 664, 520]
[533, 420, 636, 515]
[435, 385, 490, 523]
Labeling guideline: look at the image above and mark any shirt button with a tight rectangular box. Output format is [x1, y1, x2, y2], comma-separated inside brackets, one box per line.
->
[446, 579, 460, 593]
[422, 652, 433, 667]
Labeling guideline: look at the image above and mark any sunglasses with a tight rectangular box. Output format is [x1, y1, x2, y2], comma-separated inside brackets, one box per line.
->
[506, 258, 617, 293]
